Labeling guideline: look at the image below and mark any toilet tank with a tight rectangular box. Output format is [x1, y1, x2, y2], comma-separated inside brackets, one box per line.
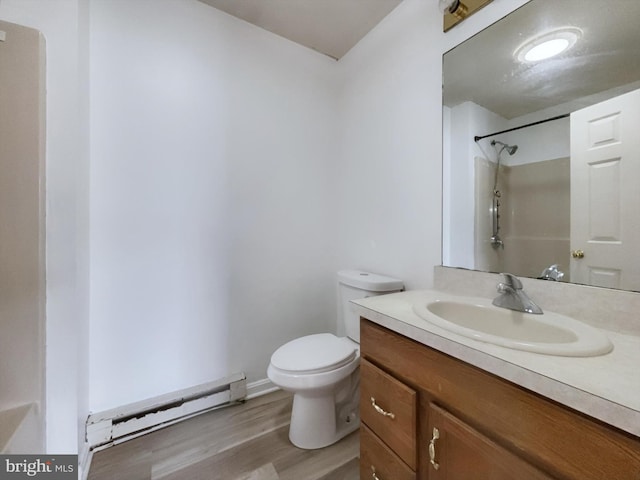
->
[337, 270, 403, 343]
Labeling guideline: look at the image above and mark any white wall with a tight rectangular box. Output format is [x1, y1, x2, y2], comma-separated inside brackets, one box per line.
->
[335, 0, 442, 290]
[89, 0, 339, 412]
[505, 115, 570, 166]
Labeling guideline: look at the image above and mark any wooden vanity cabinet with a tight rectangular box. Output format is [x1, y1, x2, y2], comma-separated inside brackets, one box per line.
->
[360, 319, 640, 480]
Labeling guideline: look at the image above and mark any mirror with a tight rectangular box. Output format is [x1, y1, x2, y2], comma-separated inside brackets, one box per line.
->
[442, 0, 640, 292]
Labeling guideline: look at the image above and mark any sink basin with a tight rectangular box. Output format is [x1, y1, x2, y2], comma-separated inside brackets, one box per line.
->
[412, 299, 613, 357]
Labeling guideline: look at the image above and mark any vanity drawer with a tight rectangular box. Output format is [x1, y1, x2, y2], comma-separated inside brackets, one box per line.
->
[360, 424, 415, 480]
[360, 357, 417, 469]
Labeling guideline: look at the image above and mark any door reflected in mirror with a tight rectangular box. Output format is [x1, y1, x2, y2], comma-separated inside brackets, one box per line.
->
[442, 0, 640, 292]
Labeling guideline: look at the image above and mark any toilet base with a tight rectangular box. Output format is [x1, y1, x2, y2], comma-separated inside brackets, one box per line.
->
[289, 391, 360, 449]
[286, 371, 360, 450]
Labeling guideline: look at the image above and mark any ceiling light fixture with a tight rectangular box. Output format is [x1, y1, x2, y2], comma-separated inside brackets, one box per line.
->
[515, 27, 581, 63]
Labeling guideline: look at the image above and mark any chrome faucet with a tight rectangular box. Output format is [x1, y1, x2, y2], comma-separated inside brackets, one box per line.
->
[539, 264, 564, 282]
[492, 273, 543, 314]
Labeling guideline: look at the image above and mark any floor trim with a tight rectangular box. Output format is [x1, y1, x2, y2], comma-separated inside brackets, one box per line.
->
[246, 378, 279, 400]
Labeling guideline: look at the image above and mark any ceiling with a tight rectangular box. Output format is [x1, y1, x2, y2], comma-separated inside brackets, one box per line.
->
[197, 0, 403, 60]
[444, 0, 640, 119]
[197, 0, 640, 118]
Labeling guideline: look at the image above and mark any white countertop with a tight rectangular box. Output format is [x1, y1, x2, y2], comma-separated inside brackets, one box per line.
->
[353, 289, 640, 437]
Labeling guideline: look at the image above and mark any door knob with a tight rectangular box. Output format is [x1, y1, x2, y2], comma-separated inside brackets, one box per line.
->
[571, 249, 585, 259]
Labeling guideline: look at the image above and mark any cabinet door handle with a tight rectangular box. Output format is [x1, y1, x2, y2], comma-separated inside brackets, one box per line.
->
[429, 427, 440, 470]
[371, 465, 381, 480]
[370, 397, 395, 419]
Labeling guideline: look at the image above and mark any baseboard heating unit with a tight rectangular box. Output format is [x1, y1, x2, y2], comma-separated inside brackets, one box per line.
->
[86, 373, 247, 451]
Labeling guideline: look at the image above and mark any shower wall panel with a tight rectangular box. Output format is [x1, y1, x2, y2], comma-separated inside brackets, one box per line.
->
[475, 156, 570, 279]
[0, 20, 46, 452]
[504, 157, 570, 279]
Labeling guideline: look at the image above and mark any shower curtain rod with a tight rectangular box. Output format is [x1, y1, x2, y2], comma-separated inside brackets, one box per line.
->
[473, 113, 569, 142]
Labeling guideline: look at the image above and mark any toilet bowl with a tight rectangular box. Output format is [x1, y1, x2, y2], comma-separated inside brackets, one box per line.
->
[267, 270, 403, 449]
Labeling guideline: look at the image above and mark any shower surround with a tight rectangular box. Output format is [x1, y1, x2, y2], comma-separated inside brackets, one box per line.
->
[475, 156, 570, 278]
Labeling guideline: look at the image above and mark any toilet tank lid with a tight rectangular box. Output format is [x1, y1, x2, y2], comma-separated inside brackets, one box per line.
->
[337, 270, 403, 292]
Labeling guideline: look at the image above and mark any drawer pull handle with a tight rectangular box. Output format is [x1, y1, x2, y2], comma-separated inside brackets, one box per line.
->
[370, 397, 395, 419]
[371, 465, 381, 480]
[429, 427, 440, 470]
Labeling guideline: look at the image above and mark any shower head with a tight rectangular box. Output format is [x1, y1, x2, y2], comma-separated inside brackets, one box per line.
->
[491, 140, 518, 155]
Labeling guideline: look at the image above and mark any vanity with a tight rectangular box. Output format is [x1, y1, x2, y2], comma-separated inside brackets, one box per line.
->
[354, 272, 640, 480]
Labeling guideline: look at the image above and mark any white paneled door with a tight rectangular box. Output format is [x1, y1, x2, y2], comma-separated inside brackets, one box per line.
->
[570, 88, 640, 290]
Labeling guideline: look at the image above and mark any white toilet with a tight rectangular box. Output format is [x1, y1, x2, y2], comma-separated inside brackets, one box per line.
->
[267, 270, 403, 449]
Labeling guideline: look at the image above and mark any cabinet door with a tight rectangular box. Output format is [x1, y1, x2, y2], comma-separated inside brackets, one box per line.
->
[426, 403, 553, 480]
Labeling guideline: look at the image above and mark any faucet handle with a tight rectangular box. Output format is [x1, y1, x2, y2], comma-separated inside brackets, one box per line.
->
[500, 272, 523, 290]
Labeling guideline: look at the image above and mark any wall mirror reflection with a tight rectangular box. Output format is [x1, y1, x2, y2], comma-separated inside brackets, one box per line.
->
[442, 0, 640, 292]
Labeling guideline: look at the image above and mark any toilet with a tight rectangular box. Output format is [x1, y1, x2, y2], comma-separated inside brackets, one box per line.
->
[267, 270, 403, 449]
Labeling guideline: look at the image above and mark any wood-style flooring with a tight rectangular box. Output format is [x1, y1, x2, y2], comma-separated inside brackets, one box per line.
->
[87, 390, 359, 480]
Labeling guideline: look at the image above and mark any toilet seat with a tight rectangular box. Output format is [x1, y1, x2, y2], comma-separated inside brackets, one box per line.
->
[270, 333, 357, 374]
